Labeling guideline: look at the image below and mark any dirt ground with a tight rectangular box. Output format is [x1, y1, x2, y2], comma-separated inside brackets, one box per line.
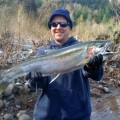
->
[90, 56, 120, 120]
[15, 55, 120, 119]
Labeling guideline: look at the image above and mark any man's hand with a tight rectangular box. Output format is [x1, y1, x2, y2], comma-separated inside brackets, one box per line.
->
[26, 72, 42, 81]
[25, 72, 43, 88]
[86, 54, 103, 69]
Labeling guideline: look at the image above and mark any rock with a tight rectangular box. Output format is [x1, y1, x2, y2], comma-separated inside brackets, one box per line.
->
[6, 95, 15, 101]
[15, 99, 22, 108]
[18, 85, 25, 93]
[0, 99, 4, 109]
[12, 84, 19, 94]
[98, 85, 104, 90]
[4, 100, 10, 108]
[18, 113, 32, 120]
[102, 87, 110, 93]
[3, 114, 14, 120]
[3, 83, 16, 97]
[17, 110, 27, 118]
[0, 116, 2, 120]
[117, 81, 120, 87]
[0, 50, 3, 57]
[16, 82, 23, 86]
[98, 80, 106, 85]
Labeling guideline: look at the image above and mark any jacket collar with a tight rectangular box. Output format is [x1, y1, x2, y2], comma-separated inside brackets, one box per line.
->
[50, 36, 78, 48]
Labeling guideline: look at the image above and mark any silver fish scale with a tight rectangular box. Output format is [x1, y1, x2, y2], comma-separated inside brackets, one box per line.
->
[0, 40, 114, 85]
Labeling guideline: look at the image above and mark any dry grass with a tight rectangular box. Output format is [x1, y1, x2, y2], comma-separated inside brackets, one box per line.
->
[0, 5, 120, 69]
[0, 4, 120, 42]
[71, 19, 120, 41]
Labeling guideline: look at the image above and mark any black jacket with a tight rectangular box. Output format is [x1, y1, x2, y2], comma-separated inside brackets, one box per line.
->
[31, 37, 103, 120]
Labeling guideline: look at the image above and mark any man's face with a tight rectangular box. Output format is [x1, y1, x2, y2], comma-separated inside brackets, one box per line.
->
[50, 16, 71, 45]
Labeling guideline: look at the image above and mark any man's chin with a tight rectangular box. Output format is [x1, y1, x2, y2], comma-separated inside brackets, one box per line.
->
[55, 37, 63, 41]
[54, 38, 65, 45]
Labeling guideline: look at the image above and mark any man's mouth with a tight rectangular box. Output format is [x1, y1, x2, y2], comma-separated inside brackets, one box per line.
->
[55, 30, 64, 34]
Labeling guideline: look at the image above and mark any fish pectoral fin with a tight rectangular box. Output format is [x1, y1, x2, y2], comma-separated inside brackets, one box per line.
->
[75, 63, 80, 67]
[49, 74, 60, 84]
[75, 58, 89, 67]
[76, 61, 85, 67]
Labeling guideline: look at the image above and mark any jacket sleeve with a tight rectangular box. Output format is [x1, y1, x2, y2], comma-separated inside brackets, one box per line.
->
[82, 65, 104, 81]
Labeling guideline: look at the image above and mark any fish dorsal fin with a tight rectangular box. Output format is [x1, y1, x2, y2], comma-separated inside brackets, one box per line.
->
[49, 74, 60, 84]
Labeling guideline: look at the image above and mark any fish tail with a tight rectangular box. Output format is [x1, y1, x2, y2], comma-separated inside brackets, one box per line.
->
[0, 73, 9, 94]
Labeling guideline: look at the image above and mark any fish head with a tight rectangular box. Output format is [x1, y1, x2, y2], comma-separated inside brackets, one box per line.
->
[85, 40, 119, 62]
[86, 40, 114, 56]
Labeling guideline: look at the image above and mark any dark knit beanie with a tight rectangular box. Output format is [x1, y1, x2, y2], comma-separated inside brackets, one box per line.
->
[48, 8, 73, 29]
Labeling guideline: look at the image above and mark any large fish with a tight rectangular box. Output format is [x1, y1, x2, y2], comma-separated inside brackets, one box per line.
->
[0, 40, 118, 94]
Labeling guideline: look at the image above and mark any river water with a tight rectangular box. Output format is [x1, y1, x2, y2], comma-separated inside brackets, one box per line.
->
[91, 90, 120, 120]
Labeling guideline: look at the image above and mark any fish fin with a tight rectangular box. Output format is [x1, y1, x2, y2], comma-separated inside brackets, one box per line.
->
[49, 74, 60, 84]
[75, 62, 84, 67]
[75, 58, 89, 67]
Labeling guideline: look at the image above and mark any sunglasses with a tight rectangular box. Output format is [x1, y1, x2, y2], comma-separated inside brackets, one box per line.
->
[50, 22, 70, 28]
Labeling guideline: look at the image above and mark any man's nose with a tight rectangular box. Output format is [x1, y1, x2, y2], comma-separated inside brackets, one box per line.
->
[56, 24, 61, 28]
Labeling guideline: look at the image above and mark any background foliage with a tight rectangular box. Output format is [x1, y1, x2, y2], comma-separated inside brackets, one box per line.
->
[0, 0, 120, 41]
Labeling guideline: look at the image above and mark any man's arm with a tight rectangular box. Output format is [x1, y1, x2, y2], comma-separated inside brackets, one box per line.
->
[26, 72, 48, 89]
[82, 65, 104, 81]
[82, 54, 104, 81]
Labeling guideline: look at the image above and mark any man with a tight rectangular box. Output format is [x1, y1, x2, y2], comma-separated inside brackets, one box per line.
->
[26, 8, 103, 120]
